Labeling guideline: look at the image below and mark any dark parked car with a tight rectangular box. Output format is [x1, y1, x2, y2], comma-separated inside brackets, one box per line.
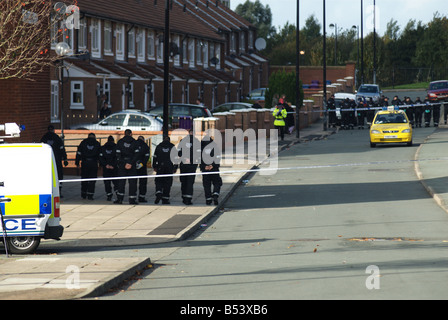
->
[427, 80, 448, 102]
[213, 102, 257, 113]
[148, 103, 212, 129]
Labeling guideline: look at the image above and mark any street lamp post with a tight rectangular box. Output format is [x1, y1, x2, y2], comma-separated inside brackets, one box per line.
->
[163, 0, 170, 138]
[323, 0, 328, 131]
[329, 23, 337, 65]
[296, 0, 300, 139]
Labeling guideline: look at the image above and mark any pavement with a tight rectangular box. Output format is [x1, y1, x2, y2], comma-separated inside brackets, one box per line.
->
[0, 121, 335, 300]
[1, 120, 448, 300]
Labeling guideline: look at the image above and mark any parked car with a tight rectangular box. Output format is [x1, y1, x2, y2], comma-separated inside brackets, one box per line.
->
[71, 110, 163, 131]
[246, 88, 266, 102]
[148, 103, 212, 118]
[356, 84, 382, 103]
[213, 102, 257, 113]
[427, 80, 448, 102]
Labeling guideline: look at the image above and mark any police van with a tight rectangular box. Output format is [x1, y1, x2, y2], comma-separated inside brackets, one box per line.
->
[0, 124, 63, 254]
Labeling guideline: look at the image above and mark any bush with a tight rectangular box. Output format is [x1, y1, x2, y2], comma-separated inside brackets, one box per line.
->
[265, 70, 304, 109]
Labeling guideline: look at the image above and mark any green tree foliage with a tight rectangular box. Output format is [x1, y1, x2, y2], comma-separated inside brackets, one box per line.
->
[234, 0, 276, 40]
[265, 70, 303, 109]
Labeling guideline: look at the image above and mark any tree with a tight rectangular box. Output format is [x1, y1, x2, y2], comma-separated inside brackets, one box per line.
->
[0, 0, 75, 80]
[234, 0, 276, 40]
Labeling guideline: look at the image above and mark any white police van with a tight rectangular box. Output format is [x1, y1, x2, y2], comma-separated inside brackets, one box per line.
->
[0, 124, 63, 254]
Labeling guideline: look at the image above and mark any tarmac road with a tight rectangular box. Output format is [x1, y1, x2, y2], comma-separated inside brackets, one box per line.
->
[101, 124, 448, 300]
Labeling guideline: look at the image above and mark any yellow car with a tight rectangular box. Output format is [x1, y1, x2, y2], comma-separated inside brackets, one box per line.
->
[370, 110, 413, 148]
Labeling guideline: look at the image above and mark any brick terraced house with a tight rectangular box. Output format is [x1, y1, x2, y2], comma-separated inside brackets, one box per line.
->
[50, 0, 269, 130]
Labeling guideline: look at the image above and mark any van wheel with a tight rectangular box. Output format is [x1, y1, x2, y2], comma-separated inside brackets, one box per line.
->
[6, 236, 40, 254]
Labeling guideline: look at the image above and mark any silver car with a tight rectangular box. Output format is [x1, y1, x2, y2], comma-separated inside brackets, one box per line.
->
[71, 110, 163, 131]
[356, 84, 382, 103]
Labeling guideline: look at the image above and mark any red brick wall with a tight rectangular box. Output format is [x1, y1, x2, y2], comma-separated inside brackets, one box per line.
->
[0, 68, 51, 143]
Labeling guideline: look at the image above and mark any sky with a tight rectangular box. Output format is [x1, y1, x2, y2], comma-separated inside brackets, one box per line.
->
[230, 0, 448, 37]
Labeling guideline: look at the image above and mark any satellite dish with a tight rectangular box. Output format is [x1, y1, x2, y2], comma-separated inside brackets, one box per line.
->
[255, 38, 266, 51]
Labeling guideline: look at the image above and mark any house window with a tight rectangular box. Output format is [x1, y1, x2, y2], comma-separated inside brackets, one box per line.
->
[128, 28, 135, 58]
[147, 31, 155, 59]
[196, 40, 202, 65]
[202, 41, 209, 68]
[128, 82, 134, 108]
[248, 30, 254, 49]
[78, 18, 87, 49]
[71, 81, 84, 109]
[173, 35, 180, 66]
[230, 33, 236, 54]
[239, 32, 245, 52]
[104, 21, 112, 54]
[63, 25, 73, 54]
[91, 19, 101, 58]
[51, 81, 59, 123]
[188, 38, 195, 67]
[215, 43, 221, 69]
[137, 29, 145, 62]
[183, 39, 188, 64]
[156, 35, 163, 63]
[116, 24, 125, 60]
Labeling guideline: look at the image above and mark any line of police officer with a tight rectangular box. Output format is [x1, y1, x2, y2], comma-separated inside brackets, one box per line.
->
[327, 94, 444, 129]
[74, 129, 222, 206]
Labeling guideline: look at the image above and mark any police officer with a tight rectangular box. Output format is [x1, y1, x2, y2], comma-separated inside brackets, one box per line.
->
[115, 129, 140, 204]
[136, 136, 150, 203]
[424, 95, 432, 127]
[433, 99, 441, 127]
[366, 97, 376, 127]
[178, 130, 201, 205]
[99, 135, 118, 201]
[327, 95, 337, 128]
[200, 135, 223, 205]
[403, 97, 415, 126]
[40, 125, 68, 194]
[75, 133, 101, 200]
[356, 98, 366, 129]
[414, 97, 423, 128]
[273, 103, 287, 140]
[153, 136, 177, 204]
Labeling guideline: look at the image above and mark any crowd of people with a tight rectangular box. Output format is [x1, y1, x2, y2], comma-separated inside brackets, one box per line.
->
[41, 127, 222, 206]
[327, 94, 446, 129]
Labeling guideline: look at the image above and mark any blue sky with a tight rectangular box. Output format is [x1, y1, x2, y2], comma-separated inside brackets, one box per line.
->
[230, 0, 448, 37]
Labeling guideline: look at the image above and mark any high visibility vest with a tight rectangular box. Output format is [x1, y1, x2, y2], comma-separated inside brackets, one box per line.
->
[273, 107, 287, 126]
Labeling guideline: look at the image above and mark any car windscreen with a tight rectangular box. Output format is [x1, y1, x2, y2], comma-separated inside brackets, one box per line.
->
[430, 82, 448, 90]
[374, 114, 407, 124]
[359, 86, 378, 93]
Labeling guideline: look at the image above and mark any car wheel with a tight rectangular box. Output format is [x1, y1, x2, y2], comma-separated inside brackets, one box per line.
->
[370, 142, 376, 148]
[407, 140, 413, 146]
[6, 236, 41, 254]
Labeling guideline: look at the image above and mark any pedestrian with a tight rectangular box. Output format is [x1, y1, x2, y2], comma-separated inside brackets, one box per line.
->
[281, 95, 295, 134]
[424, 96, 432, 127]
[366, 97, 376, 127]
[356, 97, 366, 129]
[136, 136, 150, 203]
[115, 129, 140, 204]
[433, 100, 441, 127]
[99, 135, 119, 201]
[177, 129, 201, 205]
[153, 136, 177, 204]
[414, 97, 423, 128]
[40, 125, 68, 195]
[75, 132, 101, 200]
[273, 102, 287, 141]
[200, 135, 222, 205]
[327, 94, 336, 128]
[99, 101, 111, 119]
[403, 97, 415, 126]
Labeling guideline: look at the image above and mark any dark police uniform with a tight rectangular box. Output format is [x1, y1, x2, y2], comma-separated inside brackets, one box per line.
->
[99, 136, 119, 201]
[75, 133, 101, 200]
[200, 137, 223, 205]
[424, 97, 432, 127]
[40, 125, 68, 188]
[177, 132, 201, 205]
[115, 130, 140, 204]
[136, 136, 150, 203]
[153, 137, 177, 204]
